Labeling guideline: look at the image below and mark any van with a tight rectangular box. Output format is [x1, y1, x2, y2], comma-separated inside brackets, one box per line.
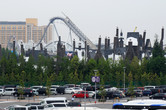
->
[144, 86, 156, 90]
[40, 97, 68, 106]
[80, 83, 91, 88]
[4, 88, 16, 95]
[31, 86, 43, 90]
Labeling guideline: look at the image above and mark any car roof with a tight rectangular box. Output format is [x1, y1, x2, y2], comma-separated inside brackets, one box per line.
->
[42, 97, 67, 101]
[12, 105, 29, 108]
[5, 88, 15, 89]
[25, 103, 41, 106]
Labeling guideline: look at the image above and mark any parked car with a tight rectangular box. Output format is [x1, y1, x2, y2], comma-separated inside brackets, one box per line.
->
[86, 86, 95, 91]
[80, 83, 91, 89]
[65, 87, 82, 94]
[144, 86, 156, 90]
[64, 84, 75, 88]
[5, 105, 30, 110]
[50, 88, 57, 95]
[72, 91, 89, 98]
[143, 89, 152, 96]
[25, 103, 41, 106]
[33, 89, 39, 96]
[67, 102, 81, 107]
[29, 105, 44, 110]
[40, 97, 68, 106]
[37, 88, 47, 96]
[112, 91, 124, 98]
[4, 88, 17, 96]
[13, 88, 34, 97]
[149, 93, 166, 99]
[134, 89, 143, 97]
[125, 90, 142, 97]
[50, 85, 59, 89]
[150, 88, 163, 95]
[25, 103, 44, 110]
[44, 103, 68, 108]
[92, 91, 114, 99]
[3, 85, 17, 89]
[31, 86, 43, 90]
[0, 89, 4, 96]
[88, 91, 95, 97]
[56, 86, 66, 94]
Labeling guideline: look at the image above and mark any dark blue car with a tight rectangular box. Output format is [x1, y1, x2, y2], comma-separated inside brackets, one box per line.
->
[143, 89, 152, 96]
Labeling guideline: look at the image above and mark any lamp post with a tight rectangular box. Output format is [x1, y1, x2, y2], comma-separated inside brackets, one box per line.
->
[123, 67, 126, 92]
[94, 70, 98, 104]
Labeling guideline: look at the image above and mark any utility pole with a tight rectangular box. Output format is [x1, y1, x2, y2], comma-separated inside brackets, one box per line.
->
[94, 70, 98, 104]
[123, 67, 126, 92]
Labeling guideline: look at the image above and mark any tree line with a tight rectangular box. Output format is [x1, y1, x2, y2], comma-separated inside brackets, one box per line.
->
[0, 39, 165, 88]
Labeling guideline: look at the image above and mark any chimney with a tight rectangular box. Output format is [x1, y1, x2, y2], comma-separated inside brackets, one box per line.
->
[143, 30, 146, 51]
[98, 37, 101, 51]
[87, 45, 90, 59]
[84, 40, 87, 51]
[116, 27, 119, 37]
[105, 37, 108, 50]
[108, 37, 110, 49]
[160, 27, 164, 50]
[73, 39, 75, 52]
[114, 37, 118, 49]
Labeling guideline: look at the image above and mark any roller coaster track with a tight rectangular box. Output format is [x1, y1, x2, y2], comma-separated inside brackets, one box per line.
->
[35, 16, 97, 50]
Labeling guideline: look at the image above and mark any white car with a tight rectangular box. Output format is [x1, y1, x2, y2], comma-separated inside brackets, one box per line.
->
[0, 89, 4, 96]
[31, 86, 43, 90]
[50, 88, 57, 95]
[45, 103, 68, 108]
[40, 97, 68, 106]
[33, 89, 39, 96]
[88, 91, 95, 97]
[65, 87, 82, 94]
[5, 105, 30, 110]
[4, 88, 16, 96]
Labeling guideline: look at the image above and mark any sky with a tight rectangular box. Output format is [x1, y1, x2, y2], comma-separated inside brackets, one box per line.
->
[0, 0, 166, 46]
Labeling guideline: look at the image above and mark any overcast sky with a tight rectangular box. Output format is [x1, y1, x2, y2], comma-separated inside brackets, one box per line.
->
[0, 0, 166, 46]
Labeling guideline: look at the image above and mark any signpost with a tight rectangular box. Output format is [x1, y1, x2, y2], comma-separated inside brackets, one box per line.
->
[91, 76, 100, 83]
[92, 70, 100, 104]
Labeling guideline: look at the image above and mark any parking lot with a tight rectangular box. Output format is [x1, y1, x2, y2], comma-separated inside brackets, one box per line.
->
[0, 94, 150, 109]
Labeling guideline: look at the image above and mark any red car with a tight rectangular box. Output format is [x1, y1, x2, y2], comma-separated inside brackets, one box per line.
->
[72, 91, 89, 98]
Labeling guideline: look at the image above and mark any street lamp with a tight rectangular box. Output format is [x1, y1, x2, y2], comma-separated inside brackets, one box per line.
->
[123, 67, 126, 92]
[93, 70, 98, 104]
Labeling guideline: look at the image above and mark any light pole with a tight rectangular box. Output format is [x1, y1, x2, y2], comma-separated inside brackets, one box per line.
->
[94, 70, 98, 104]
[123, 67, 126, 92]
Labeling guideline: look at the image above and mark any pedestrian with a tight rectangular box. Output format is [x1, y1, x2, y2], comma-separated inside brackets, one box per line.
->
[72, 97, 74, 102]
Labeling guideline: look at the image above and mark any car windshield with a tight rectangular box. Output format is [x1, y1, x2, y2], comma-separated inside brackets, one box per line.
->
[53, 104, 66, 107]
[74, 88, 79, 90]
[46, 101, 64, 104]
[14, 108, 26, 110]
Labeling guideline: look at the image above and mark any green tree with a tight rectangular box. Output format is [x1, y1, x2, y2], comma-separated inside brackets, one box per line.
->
[46, 74, 54, 97]
[127, 72, 134, 97]
[98, 78, 106, 102]
[147, 39, 166, 75]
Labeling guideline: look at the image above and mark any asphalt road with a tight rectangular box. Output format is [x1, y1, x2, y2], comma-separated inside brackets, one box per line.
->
[0, 94, 150, 109]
